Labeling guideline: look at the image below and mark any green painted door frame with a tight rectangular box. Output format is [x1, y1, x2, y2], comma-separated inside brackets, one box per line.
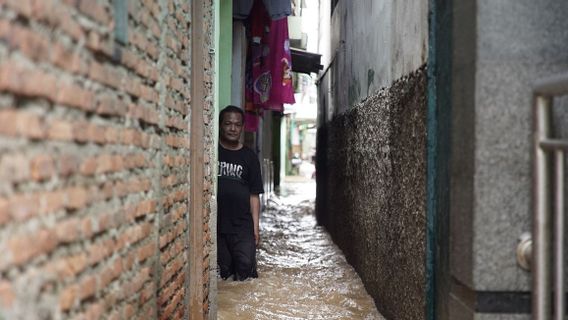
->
[218, 0, 233, 109]
[426, 0, 452, 319]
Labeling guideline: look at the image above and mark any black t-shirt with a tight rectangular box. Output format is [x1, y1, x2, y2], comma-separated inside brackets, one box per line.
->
[217, 145, 264, 234]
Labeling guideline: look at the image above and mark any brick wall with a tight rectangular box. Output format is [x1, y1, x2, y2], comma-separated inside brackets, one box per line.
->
[0, 0, 214, 319]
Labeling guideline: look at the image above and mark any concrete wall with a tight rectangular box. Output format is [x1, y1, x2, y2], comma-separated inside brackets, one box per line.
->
[449, 0, 568, 318]
[0, 0, 216, 319]
[316, 1, 428, 319]
[329, 0, 427, 113]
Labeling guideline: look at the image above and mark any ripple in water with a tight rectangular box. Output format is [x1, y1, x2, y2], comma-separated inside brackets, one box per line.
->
[217, 182, 385, 320]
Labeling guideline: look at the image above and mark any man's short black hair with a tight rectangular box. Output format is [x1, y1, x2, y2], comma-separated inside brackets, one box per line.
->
[219, 105, 245, 123]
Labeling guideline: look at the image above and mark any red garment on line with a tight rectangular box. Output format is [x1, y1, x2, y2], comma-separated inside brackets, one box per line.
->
[246, 0, 295, 121]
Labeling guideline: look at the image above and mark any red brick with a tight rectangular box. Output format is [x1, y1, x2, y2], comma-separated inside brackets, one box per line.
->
[95, 154, 116, 174]
[88, 239, 115, 266]
[7, 228, 58, 268]
[3, 0, 33, 17]
[81, 216, 94, 238]
[9, 193, 39, 222]
[51, 42, 88, 75]
[170, 77, 184, 94]
[64, 254, 88, 276]
[47, 119, 74, 141]
[46, 253, 88, 280]
[59, 154, 79, 176]
[0, 153, 30, 182]
[40, 190, 66, 214]
[139, 282, 155, 305]
[160, 289, 182, 320]
[136, 199, 157, 216]
[0, 60, 58, 101]
[158, 272, 184, 306]
[86, 31, 113, 57]
[79, 156, 98, 175]
[96, 95, 128, 117]
[30, 0, 61, 25]
[66, 186, 90, 210]
[124, 304, 136, 319]
[77, 1, 111, 26]
[0, 109, 46, 139]
[136, 242, 156, 263]
[108, 310, 121, 320]
[57, 10, 85, 41]
[161, 175, 178, 188]
[55, 217, 81, 243]
[124, 78, 142, 97]
[86, 124, 107, 144]
[89, 60, 122, 89]
[124, 250, 136, 271]
[104, 127, 120, 144]
[0, 198, 9, 226]
[0, 280, 15, 308]
[30, 154, 55, 181]
[159, 255, 183, 288]
[0, 21, 50, 62]
[124, 267, 151, 298]
[56, 82, 94, 111]
[140, 84, 158, 103]
[143, 0, 161, 20]
[59, 284, 78, 311]
[82, 302, 105, 320]
[147, 42, 160, 60]
[80, 275, 97, 300]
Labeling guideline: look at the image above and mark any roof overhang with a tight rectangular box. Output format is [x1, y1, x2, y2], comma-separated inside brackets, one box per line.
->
[291, 48, 323, 74]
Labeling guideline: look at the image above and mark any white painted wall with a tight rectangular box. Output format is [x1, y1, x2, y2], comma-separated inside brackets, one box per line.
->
[320, 0, 428, 113]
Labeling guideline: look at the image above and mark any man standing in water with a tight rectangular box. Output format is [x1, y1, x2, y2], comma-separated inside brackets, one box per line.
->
[217, 105, 264, 280]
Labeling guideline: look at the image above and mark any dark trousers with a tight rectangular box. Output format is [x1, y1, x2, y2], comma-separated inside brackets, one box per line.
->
[218, 232, 258, 280]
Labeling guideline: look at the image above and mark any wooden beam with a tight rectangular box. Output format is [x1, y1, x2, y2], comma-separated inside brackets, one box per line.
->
[189, 0, 205, 318]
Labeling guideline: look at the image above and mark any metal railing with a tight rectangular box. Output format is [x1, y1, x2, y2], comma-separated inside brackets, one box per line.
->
[533, 72, 568, 320]
[262, 159, 275, 208]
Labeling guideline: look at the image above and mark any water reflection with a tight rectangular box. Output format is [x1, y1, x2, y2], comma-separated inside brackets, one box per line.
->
[217, 181, 384, 320]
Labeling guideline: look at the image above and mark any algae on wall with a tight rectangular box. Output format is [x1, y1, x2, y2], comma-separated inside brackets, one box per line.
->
[318, 67, 427, 320]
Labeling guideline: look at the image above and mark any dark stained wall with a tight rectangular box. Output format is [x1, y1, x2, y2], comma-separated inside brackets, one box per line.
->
[317, 67, 427, 320]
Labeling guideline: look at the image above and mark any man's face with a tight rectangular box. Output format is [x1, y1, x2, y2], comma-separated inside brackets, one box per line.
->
[220, 111, 244, 143]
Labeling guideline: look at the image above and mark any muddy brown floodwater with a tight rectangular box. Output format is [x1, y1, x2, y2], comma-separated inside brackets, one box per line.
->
[217, 181, 385, 320]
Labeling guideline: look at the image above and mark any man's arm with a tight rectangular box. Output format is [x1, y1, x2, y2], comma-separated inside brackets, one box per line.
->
[250, 194, 260, 247]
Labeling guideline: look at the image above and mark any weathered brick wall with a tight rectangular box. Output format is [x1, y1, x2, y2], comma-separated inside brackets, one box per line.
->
[0, 0, 213, 319]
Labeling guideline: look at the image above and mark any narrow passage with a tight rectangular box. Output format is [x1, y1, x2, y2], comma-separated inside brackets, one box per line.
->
[218, 181, 385, 319]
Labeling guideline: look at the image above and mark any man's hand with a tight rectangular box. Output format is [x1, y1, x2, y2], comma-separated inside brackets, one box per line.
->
[250, 194, 261, 248]
[254, 228, 260, 247]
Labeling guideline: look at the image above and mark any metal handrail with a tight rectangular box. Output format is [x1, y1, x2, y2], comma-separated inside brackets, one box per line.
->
[262, 159, 275, 208]
[533, 73, 568, 320]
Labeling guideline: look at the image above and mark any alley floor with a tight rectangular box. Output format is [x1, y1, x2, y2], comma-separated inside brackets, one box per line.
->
[217, 180, 384, 320]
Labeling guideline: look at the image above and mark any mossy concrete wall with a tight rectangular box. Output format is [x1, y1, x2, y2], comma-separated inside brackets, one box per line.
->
[316, 1, 429, 319]
[317, 67, 427, 320]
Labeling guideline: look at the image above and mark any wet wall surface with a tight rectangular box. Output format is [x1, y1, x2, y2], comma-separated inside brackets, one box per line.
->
[317, 67, 427, 320]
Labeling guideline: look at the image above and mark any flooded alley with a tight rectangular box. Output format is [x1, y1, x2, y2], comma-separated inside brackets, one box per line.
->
[217, 181, 384, 320]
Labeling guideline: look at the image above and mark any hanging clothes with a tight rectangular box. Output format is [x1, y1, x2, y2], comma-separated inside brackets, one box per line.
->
[245, 0, 295, 113]
[244, 111, 260, 132]
[262, 0, 292, 20]
[233, 0, 254, 19]
[234, 0, 292, 20]
[265, 17, 295, 108]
